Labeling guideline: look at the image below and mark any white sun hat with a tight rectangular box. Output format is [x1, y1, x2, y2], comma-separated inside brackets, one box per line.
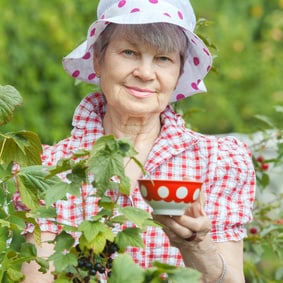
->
[62, 0, 213, 102]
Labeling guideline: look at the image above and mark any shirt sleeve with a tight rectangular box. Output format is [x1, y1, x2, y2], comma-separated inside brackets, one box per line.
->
[206, 136, 256, 242]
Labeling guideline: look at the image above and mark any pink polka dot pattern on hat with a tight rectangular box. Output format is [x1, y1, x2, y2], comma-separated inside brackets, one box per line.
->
[118, 0, 126, 8]
[178, 11, 184, 20]
[191, 82, 199, 90]
[131, 8, 140, 13]
[149, 0, 158, 4]
[83, 52, 91, 60]
[88, 73, 96, 80]
[90, 28, 96, 37]
[203, 48, 210, 56]
[193, 57, 200, 66]
[72, 70, 80, 78]
[176, 93, 186, 101]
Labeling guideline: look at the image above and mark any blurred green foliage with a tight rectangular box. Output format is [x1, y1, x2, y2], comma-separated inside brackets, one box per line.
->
[1, 0, 283, 144]
[180, 0, 283, 134]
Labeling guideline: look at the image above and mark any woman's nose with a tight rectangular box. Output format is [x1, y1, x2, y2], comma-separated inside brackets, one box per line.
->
[132, 58, 155, 81]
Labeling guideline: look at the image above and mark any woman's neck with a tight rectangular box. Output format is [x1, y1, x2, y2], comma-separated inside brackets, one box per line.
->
[102, 110, 161, 148]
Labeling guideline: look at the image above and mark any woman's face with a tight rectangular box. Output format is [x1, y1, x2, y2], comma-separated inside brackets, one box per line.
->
[93, 33, 181, 117]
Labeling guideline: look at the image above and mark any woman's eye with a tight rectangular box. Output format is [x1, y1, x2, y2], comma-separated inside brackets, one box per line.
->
[123, 49, 135, 56]
[157, 56, 172, 62]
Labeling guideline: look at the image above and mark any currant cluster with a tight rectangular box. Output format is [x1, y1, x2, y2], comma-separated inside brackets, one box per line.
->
[66, 240, 119, 283]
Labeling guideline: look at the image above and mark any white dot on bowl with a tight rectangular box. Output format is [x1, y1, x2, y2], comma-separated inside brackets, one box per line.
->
[193, 188, 200, 201]
[176, 186, 189, 199]
[158, 186, 169, 199]
[140, 185, 148, 197]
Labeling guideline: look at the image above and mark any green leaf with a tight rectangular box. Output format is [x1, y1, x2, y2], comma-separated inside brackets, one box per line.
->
[108, 254, 144, 283]
[260, 172, 270, 188]
[17, 165, 61, 210]
[8, 215, 26, 231]
[167, 266, 201, 283]
[30, 206, 57, 219]
[115, 228, 144, 252]
[88, 147, 130, 196]
[0, 219, 10, 229]
[44, 180, 81, 206]
[54, 279, 71, 283]
[0, 85, 23, 126]
[6, 267, 24, 282]
[0, 131, 42, 168]
[49, 252, 77, 273]
[54, 231, 75, 252]
[0, 227, 9, 253]
[118, 206, 160, 230]
[254, 114, 275, 128]
[78, 221, 114, 243]
[260, 224, 282, 238]
[20, 242, 37, 258]
[87, 135, 140, 196]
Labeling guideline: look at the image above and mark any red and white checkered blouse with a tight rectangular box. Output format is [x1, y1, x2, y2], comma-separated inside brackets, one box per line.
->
[14, 92, 256, 269]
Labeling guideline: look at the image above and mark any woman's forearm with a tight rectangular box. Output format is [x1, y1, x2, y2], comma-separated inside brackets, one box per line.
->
[179, 235, 244, 283]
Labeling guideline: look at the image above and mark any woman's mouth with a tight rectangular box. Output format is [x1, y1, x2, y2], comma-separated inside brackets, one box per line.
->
[126, 86, 156, 98]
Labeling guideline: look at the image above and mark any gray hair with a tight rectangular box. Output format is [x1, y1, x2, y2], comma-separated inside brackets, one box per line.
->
[93, 23, 188, 71]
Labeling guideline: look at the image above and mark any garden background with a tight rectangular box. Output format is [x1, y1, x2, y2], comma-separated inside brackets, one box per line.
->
[1, 0, 283, 282]
[1, 0, 282, 143]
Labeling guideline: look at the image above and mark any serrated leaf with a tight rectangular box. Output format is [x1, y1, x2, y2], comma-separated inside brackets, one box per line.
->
[49, 252, 77, 273]
[108, 253, 144, 283]
[17, 165, 61, 210]
[87, 148, 130, 196]
[44, 180, 81, 206]
[0, 131, 42, 168]
[0, 85, 23, 126]
[20, 242, 37, 258]
[54, 231, 75, 252]
[78, 221, 114, 243]
[87, 135, 141, 196]
[118, 206, 159, 230]
[30, 206, 57, 219]
[115, 228, 144, 252]
[36, 257, 49, 273]
[8, 215, 26, 231]
[6, 267, 24, 282]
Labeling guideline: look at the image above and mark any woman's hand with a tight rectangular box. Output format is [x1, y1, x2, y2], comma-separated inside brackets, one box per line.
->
[152, 190, 211, 248]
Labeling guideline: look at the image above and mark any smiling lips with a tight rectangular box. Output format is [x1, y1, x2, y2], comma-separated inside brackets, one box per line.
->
[126, 86, 156, 98]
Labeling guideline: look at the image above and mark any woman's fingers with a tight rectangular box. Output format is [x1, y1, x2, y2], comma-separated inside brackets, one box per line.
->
[185, 191, 206, 217]
[153, 213, 211, 240]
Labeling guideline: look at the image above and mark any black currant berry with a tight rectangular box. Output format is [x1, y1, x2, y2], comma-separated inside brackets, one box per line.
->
[109, 243, 119, 254]
[106, 258, 113, 269]
[77, 257, 87, 268]
[75, 244, 81, 253]
[85, 261, 92, 270]
[89, 268, 97, 276]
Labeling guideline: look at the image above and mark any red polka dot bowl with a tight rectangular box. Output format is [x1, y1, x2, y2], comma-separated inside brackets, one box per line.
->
[137, 179, 203, 215]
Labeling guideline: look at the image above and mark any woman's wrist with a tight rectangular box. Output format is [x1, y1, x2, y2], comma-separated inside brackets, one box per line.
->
[179, 234, 226, 282]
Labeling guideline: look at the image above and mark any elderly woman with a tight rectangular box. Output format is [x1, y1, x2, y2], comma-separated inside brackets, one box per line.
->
[21, 0, 255, 282]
